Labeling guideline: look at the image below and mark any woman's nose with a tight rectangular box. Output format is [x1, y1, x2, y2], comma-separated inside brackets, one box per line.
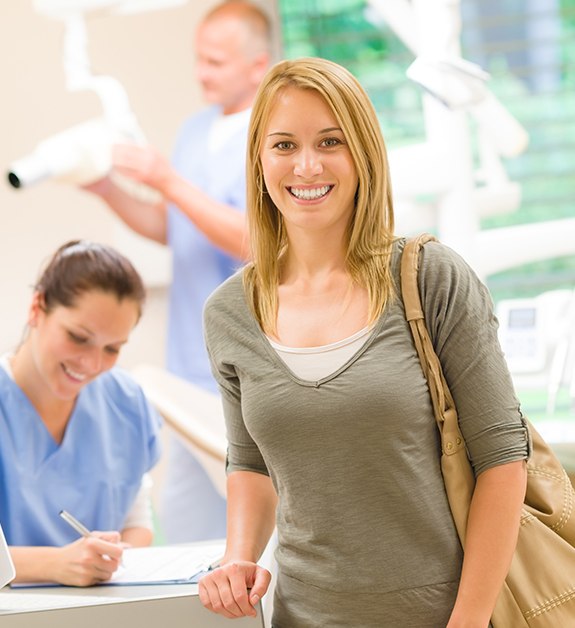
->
[293, 148, 323, 178]
[80, 348, 103, 374]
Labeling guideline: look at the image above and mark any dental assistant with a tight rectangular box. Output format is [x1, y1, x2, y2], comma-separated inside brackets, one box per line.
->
[0, 240, 161, 586]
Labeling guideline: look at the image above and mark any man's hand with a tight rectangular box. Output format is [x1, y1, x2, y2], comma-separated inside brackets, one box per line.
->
[112, 144, 173, 194]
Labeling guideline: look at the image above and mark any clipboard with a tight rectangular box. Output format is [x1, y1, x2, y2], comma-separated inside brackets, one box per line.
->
[108, 541, 224, 586]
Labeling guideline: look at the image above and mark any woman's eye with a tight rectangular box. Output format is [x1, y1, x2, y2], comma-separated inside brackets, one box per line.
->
[105, 346, 121, 356]
[274, 141, 294, 151]
[322, 137, 342, 147]
[68, 332, 87, 344]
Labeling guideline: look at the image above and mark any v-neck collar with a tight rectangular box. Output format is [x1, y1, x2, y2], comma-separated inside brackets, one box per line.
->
[0, 367, 78, 464]
[245, 298, 390, 388]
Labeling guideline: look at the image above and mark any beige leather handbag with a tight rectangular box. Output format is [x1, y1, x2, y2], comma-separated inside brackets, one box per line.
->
[401, 233, 575, 626]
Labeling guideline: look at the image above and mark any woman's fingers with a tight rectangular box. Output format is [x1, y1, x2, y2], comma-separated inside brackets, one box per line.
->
[249, 566, 272, 606]
[199, 570, 243, 618]
[199, 561, 270, 618]
[67, 536, 124, 583]
[228, 564, 257, 617]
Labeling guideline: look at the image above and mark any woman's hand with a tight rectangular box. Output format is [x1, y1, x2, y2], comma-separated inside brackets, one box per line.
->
[55, 531, 124, 587]
[199, 471, 277, 617]
[198, 560, 272, 619]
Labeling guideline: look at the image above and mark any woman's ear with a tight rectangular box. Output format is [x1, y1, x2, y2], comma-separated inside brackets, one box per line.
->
[28, 292, 45, 327]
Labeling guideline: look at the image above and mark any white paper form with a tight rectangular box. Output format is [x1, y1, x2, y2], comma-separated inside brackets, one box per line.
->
[108, 541, 225, 586]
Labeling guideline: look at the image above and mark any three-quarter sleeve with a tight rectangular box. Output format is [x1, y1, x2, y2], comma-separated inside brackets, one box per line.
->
[204, 278, 270, 477]
[419, 242, 531, 476]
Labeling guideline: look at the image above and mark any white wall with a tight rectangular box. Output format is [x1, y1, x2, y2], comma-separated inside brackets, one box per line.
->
[0, 0, 277, 370]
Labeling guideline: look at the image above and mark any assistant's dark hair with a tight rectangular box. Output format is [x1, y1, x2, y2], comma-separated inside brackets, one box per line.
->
[35, 240, 146, 318]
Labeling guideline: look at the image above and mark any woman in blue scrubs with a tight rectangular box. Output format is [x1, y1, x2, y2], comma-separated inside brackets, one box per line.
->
[0, 240, 161, 586]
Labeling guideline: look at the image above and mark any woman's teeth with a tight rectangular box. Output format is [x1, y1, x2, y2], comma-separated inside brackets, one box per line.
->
[63, 365, 87, 381]
[289, 185, 331, 200]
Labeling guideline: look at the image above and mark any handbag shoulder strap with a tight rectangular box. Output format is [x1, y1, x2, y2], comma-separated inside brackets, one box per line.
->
[400, 234, 466, 457]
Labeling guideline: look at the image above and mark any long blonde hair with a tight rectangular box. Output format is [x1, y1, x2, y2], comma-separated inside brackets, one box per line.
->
[244, 57, 395, 334]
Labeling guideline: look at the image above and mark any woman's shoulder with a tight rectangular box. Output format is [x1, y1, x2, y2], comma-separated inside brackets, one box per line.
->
[400, 235, 493, 330]
[421, 239, 483, 297]
[205, 269, 246, 315]
[396, 235, 477, 283]
[204, 270, 259, 355]
[395, 234, 465, 262]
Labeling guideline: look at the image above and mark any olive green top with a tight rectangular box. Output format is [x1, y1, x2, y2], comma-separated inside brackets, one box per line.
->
[204, 238, 530, 627]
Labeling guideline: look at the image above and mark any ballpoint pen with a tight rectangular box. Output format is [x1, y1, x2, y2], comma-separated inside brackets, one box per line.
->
[59, 510, 92, 538]
[59, 509, 124, 565]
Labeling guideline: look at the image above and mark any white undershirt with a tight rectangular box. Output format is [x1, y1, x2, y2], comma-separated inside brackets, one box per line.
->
[0, 354, 153, 532]
[207, 108, 252, 154]
[268, 325, 373, 381]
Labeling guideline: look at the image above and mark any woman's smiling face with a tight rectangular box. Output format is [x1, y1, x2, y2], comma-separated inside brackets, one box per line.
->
[29, 289, 139, 401]
[260, 86, 359, 237]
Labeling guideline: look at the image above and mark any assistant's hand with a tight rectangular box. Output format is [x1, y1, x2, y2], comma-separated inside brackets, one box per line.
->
[198, 561, 271, 619]
[111, 144, 174, 194]
[55, 531, 124, 587]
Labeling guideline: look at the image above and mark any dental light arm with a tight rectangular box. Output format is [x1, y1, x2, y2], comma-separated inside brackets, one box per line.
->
[7, 116, 145, 189]
[6, 0, 185, 198]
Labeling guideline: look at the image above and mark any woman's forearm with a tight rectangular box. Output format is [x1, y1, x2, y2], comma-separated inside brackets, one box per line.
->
[223, 470, 278, 564]
[448, 459, 527, 627]
[10, 546, 60, 583]
[121, 526, 153, 548]
[198, 471, 277, 618]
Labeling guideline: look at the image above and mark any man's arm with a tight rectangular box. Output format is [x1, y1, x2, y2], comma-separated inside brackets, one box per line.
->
[83, 175, 168, 244]
[109, 144, 250, 260]
[157, 173, 250, 260]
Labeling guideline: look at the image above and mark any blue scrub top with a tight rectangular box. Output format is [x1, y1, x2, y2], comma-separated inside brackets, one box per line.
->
[0, 367, 161, 546]
[167, 105, 248, 392]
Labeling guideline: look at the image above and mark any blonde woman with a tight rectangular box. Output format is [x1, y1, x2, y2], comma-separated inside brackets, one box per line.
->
[200, 58, 529, 627]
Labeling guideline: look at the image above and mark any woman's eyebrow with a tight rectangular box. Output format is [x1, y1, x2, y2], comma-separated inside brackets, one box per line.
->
[267, 131, 295, 138]
[267, 127, 342, 138]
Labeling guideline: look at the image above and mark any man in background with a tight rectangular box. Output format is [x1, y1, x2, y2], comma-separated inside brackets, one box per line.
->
[84, 0, 273, 542]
